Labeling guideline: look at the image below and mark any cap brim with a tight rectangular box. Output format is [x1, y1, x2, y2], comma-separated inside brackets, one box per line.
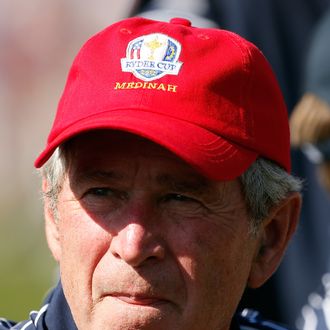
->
[35, 110, 257, 180]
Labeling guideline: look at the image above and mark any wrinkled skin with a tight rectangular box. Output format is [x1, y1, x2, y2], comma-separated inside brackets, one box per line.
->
[44, 131, 301, 330]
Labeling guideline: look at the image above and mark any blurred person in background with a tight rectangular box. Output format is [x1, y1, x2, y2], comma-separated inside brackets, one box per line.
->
[0, 16, 302, 330]
[290, 8, 330, 330]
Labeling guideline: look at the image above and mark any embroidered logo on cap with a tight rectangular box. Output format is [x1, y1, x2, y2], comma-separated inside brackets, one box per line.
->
[121, 33, 183, 81]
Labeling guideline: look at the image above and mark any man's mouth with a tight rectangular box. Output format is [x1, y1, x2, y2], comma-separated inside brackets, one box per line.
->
[110, 293, 169, 306]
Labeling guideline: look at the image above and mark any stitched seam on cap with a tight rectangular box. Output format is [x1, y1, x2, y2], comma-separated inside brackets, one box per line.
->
[224, 32, 254, 140]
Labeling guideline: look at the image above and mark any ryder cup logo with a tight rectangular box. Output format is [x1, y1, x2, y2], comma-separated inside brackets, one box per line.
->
[121, 33, 183, 81]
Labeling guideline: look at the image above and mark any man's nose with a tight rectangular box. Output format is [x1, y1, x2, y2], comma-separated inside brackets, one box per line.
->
[109, 215, 165, 267]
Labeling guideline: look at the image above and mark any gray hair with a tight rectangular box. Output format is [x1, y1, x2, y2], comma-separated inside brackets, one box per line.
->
[41, 148, 67, 221]
[41, 146, 302, 233]
[240, 158, 302, 233]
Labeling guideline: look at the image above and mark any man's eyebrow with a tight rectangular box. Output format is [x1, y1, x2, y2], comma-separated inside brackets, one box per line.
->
[71, 170, 123, 185]
[155, 174, 213, 195]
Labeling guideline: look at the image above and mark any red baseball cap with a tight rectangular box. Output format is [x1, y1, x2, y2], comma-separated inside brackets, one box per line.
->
[35, 17, 290, 180]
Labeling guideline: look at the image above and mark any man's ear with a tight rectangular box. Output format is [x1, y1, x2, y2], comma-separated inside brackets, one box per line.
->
[248, 192, 302, 288]
[43, 178, 61, 262]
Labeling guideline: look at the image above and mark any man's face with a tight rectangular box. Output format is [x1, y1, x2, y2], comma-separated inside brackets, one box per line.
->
[46, 131, 262, 330]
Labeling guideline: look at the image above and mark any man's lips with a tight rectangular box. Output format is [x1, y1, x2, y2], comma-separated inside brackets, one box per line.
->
[110, 293, 169, 306]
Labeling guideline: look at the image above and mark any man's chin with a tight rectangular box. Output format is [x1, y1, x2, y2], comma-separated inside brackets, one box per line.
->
[88, 296, 181, 330]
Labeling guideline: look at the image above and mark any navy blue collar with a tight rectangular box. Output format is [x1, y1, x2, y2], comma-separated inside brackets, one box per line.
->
[43, 282, 77, 330]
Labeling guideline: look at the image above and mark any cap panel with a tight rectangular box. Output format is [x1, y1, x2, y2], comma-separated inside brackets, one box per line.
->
[243, 45, 290, 170]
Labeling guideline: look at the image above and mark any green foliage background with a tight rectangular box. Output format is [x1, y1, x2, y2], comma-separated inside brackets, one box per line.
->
[0, 203, 56, 321]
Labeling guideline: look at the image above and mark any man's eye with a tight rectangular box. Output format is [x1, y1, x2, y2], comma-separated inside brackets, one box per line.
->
[84, 187, 128, 200]
[160, 193, 206, 216]
[87, 188, 114, 196]
[163, 193, 197, 203]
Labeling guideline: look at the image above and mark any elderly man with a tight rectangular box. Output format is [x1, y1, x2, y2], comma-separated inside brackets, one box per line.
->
[1, 17, 302, 330]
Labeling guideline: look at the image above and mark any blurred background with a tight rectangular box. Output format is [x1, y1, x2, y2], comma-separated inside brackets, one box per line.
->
[1, 0, 330, 329]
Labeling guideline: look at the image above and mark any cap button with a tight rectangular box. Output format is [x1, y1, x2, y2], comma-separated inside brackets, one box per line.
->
[170, 17, 192, 27]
